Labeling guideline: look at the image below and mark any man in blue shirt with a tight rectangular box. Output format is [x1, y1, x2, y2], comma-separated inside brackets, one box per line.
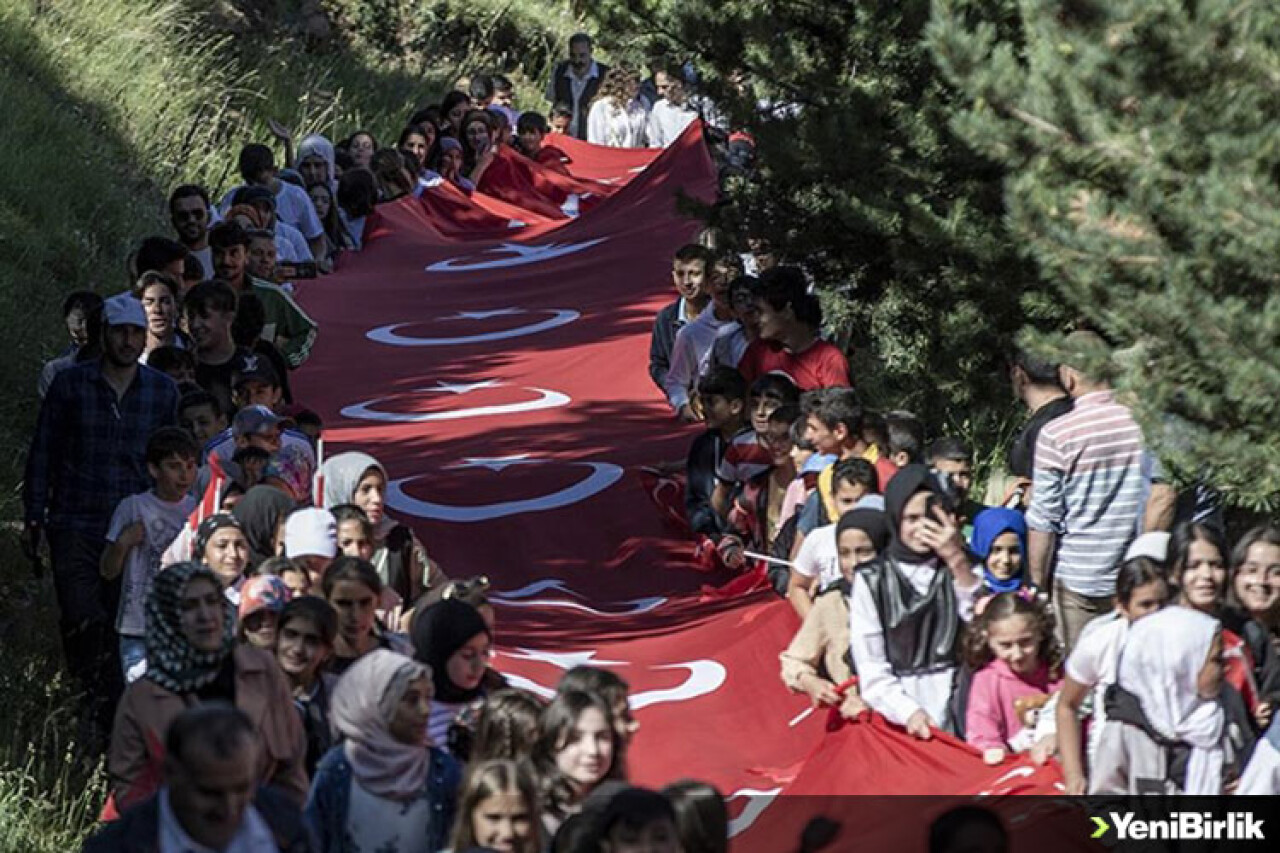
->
[22, 293, 179, 725]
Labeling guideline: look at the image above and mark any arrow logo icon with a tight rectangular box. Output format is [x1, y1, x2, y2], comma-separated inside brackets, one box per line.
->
[1091, 816, 1110, 839]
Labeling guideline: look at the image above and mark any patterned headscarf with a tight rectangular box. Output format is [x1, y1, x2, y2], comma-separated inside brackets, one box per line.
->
[263, 444, 314, 505]
[144, 562, 235, 694]
[196, 514, 242, 560]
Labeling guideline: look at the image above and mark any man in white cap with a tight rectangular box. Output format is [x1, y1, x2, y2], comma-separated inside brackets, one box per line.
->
[22, 291, 180, 735]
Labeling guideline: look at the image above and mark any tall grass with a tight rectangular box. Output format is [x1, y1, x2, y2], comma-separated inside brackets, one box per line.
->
[0, 0, 572, 844]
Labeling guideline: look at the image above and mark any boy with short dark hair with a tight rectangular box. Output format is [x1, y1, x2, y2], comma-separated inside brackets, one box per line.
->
[664, 253, 745, 422]
[492, 74, 515, 108]
[791, 387, 897, 556]
[100, 427, 199, 681]
[786, 456, 878, 618]
[927, 436, 983, 525]
[184, 278, 253, 417]
[709, 373, 799, 521]
[686, 367, 747, 538]
[147, 345, 196, 386]
[886, 410, 925, 467]
[649, 244, 714, 392]
[209, 221, 319, 368]
[549, 102, 573, 135]
[291, 409, 323, 447]
[516, 112, 570, 174]
[178, 390, 228, 449]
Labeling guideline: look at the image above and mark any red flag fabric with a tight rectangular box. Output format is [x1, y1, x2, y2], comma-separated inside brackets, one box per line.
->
[293, 124, 1070, 849]
[187, 452, 224, 533]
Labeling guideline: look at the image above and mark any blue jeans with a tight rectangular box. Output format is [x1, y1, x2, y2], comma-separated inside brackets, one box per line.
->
[119, 635, 148, 683]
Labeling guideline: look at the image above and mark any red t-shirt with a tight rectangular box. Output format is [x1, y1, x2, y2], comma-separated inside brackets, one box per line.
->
[737, 339, 850, 390]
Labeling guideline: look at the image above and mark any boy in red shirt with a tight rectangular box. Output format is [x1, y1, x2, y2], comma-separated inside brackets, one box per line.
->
[737, 266, 849, 390]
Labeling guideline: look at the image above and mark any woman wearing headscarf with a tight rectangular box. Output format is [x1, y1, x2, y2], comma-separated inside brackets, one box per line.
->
[322, 452, 448, 624]
[108, 562, 308, 810]
[296, 133, 338, 192]
[1089, 606, 1250, 794]
[233, 484, 295, 571]
[305, 649, 461, 852]
[781, 508, 891, 720]
[847, 465, 980, 739]
[969, 507, 1030, 599]
[410, 599, 501, 754]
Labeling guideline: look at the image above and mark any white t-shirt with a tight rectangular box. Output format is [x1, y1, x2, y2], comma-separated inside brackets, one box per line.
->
[189, 245, 213, 280]
[646, 99, 698, 148]
[793, 523, 840, 589]
[587, 98, 649, 148]
[273, 181, 324, 240]
[275, 221, 313, 263]
[109, 491, 196, 636]
[1063, 611, 1128, 766]
[1237, 717, 1280, 794]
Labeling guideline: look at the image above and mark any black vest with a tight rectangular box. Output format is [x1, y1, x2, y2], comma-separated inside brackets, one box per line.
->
[551, 60, 609, 139]
[858, 557, 960, 676]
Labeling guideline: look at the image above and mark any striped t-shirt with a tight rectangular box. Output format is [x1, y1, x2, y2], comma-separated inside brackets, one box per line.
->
[1025, 390, 1146, 597]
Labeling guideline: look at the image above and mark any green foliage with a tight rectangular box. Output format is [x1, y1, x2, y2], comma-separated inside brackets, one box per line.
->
[930, 0, 1280, 510]
[324, 0, 580, 107]
[587, 0, 1042, 446]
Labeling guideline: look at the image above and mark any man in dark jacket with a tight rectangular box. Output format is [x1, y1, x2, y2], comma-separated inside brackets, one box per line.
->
[83, 704, 314, 852]
[543, 32, 609, 139]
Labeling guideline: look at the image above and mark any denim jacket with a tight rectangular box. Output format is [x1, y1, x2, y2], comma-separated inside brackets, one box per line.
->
[304, 744, 460, 853]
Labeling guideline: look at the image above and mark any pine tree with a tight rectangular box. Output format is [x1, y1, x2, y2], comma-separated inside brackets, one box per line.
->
[930, 0, 1280, 509]
[588, 0, 1042, 444]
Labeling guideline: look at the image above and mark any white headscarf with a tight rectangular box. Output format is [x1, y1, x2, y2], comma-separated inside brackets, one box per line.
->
[1118, 606, 1226, 794]
[330, 649, 433, 799]
[297, 133, 337, 191]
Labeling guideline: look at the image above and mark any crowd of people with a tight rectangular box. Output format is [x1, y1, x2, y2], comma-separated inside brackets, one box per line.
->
[14, 26, 1280, 853]
[648, 239, 1280, 796]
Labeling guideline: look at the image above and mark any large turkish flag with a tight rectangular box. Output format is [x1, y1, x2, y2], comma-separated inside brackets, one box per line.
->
[294, 125, 1074, 850]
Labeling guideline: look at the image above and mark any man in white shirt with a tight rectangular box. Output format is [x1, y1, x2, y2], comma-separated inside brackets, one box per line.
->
[544, 33, 609, 140]
[647, 67, 699, 148]
[220, 143, 328, 263]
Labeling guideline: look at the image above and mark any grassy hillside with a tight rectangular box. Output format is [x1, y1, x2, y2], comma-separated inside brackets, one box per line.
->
[0, 0, 573, 846]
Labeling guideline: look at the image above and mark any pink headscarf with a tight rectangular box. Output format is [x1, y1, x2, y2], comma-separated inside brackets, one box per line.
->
[330, 649, 433, 799]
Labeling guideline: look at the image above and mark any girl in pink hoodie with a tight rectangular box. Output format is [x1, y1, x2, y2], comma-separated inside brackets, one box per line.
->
[964, 592, 1062, 762]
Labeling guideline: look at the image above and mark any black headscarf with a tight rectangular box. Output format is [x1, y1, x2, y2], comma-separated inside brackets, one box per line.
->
[836, 508, 892, 554]
[883, 464, 943, 563]
[232, 485, 294, 568]
[410, 599, 491, 704]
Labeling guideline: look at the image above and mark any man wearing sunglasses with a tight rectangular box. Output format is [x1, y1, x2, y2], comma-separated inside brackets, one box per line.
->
[169, 184, 213, 282]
